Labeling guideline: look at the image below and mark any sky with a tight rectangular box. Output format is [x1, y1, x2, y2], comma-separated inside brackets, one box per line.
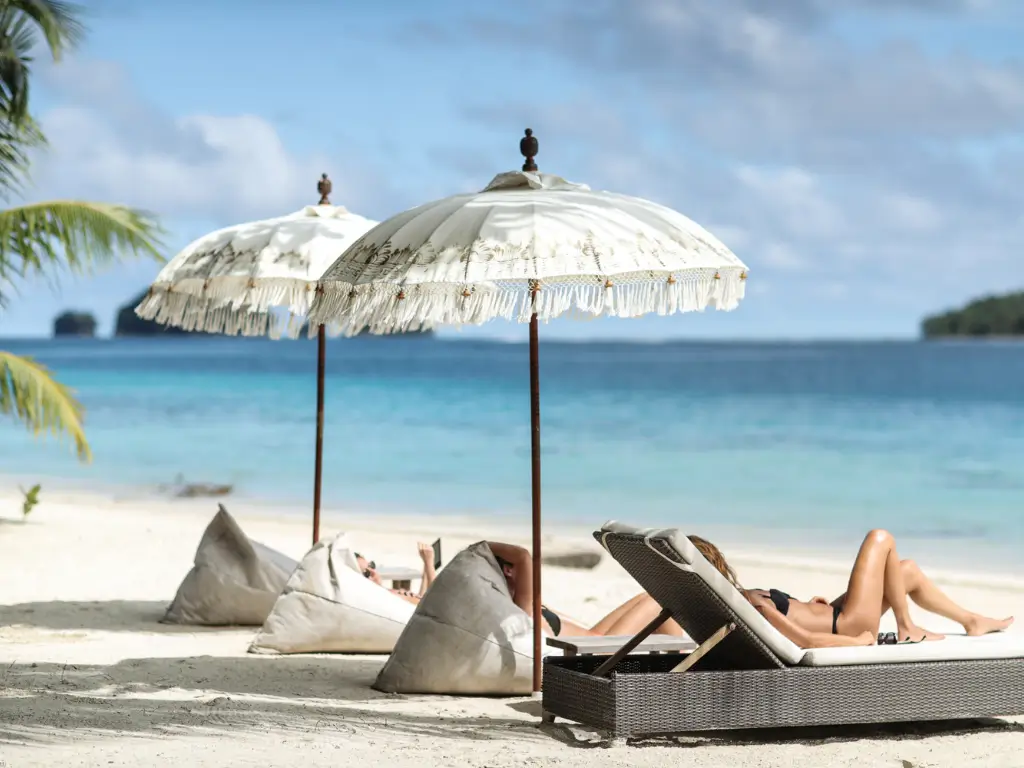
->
[4, 0, 1024, 340]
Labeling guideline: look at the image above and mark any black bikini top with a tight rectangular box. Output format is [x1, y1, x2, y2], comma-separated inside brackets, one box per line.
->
[761, 588, 792, 616]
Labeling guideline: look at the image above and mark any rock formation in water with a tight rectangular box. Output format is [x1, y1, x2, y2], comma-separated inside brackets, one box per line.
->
[53, 311, 97, 337]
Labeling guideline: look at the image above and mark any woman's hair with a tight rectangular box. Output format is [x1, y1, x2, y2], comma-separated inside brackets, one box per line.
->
[687, 535, 741, 588]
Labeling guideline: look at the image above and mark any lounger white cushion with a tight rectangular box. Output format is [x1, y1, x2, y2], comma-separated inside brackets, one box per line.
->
[602, 521, 1024, 668]
[800, 631, 1024, 666]
[164, 505, 297, 626]
[249, 532, 415, 654]
[373, 541, 560, 695]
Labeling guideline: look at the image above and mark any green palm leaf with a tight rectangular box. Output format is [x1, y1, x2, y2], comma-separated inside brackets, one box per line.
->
[0, 1, 85, 125]
[2, 1, 84, 59]
[0, 348, 89, 461]
[0, 200, 164, 305]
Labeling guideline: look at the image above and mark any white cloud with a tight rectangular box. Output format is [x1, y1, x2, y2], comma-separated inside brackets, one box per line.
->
[27, 57, 378, 224]
[733, 166, 845, 240]
[445, 0, 1024, 320]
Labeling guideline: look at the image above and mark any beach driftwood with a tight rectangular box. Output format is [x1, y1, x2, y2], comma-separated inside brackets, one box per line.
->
[158, 475, 234, 499]
[174, 483, 233, 498]
[541, 550, 602, 570]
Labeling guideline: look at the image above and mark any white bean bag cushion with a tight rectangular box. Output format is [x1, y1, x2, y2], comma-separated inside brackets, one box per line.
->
[249, 532, 415, 654]
[373, 541, 560, 695]
[163, 505, 297, 626]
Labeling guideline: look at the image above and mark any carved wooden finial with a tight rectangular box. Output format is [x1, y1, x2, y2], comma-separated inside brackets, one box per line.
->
[317, 173, 332, 205]
[520, 128, 538, 172]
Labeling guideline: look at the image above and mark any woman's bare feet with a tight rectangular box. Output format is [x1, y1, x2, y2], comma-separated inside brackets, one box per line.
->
[964, 614, 1014, 636]
[896, 623, 945, 642]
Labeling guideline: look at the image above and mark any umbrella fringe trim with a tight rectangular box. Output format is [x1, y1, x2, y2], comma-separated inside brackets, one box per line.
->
[134, 280, 311, 338]
[135, 269, 746, 338]
[309, 268, 747, 338]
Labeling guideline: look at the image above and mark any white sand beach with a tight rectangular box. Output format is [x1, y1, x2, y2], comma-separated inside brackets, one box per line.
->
[1, 483, 1023, 768]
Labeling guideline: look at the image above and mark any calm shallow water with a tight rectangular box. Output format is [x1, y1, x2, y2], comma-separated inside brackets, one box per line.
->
[2, 337, 1023, 567]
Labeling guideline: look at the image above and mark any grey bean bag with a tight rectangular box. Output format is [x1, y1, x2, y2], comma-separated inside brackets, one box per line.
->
[163, 504, 297, 625]
[249, 532, 415, 654]
[373, 541, 560, 695]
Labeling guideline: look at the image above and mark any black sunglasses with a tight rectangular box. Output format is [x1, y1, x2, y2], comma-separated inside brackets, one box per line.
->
[357, 556, 377, 578]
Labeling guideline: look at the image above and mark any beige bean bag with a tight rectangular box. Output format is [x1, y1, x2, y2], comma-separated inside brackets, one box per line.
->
[163, 505, 297, 626]
[249, 532, 416, 654]
[373, 541, 560, 695]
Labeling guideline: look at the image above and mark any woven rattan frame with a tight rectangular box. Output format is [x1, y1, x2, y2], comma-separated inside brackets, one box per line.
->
[540, 530, 1024, 737]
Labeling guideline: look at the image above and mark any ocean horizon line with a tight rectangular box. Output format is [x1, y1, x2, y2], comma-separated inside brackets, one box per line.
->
[0, 333, 947, 346]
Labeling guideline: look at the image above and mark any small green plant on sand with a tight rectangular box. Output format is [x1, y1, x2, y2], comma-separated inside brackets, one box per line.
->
[19, 483, 40, 517]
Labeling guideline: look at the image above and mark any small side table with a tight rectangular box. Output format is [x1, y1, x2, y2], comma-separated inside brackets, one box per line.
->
[375, 565, 421, 592]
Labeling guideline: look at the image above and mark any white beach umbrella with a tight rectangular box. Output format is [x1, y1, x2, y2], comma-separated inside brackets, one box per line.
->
[135, 177, 378, 544]
[308, 131, 749, 694]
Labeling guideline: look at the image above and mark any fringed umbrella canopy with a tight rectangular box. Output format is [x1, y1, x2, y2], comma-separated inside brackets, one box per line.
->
[137, 203, 377, 338]
[308, 169, 746, 336]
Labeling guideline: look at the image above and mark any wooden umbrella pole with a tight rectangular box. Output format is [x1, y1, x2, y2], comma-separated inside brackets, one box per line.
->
[311, 178, 332, 547]
[520, 128, 544, 696]
[529, 309, 543, 695]
[312, 323, 326, 546]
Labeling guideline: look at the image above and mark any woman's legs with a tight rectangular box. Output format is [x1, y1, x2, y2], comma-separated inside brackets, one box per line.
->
[554, 594, 684, 637]
[897, 560, 1013, 636]
[599, 594, 684, 637]
[589, 593, 650, 635]
[835, 529, 943, 641]
[833, 552, 1013, 637]
[546, 594, 650, 637]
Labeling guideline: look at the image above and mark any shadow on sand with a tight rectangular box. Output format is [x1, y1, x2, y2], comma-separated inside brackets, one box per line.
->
[0, 600, 251, 633]
[0, 654, 547, 748]
[1, 650, 1019, 754]
[506, 696, 1024, 750]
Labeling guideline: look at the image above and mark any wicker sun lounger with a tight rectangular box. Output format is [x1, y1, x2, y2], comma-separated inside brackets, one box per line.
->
[541, 522, 1024, 739]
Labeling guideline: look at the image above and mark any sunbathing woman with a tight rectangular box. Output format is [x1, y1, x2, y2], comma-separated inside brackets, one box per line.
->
[355, 542, 437, 606]
[488, 542, 685, 638]
[356, 540, 679, 636]
[688, 529, 1013, 648]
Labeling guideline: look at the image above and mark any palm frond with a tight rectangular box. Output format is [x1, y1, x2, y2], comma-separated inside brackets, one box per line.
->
[0, 0, 84, 60]
[0, 1, 85, 124]
[0, 114, 44, 195]
[0, 11, 37, 123]
[0, 200, 164, 304]
[0, 349, 89, 461]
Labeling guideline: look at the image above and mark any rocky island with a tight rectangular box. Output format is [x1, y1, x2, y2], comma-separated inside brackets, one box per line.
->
[114, 291, 190, 336]
[53, 311, 97, 337]
[921, 291, 1024, 338]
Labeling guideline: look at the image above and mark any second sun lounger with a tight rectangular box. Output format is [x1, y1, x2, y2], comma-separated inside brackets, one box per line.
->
[541, 522, 1024, 738]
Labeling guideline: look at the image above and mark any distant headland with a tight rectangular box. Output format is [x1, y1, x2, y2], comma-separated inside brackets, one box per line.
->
[921, 291, 1024, 338]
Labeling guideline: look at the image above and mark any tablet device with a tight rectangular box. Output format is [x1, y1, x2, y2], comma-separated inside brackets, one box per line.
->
[432, 538, 442, 570]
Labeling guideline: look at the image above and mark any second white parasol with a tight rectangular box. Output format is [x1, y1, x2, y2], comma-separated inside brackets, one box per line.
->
[136, 176, 378, 543]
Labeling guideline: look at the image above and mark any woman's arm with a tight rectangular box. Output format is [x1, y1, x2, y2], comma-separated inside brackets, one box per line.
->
[751, 596, 873, 649]
[486, 541, 533, 614]
[417, 542, 438, 597]
[417, 563, 436, 597]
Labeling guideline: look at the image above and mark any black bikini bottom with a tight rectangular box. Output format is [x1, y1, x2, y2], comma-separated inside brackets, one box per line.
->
[541, 606, 562, 636]
[832, 604, 841, 634]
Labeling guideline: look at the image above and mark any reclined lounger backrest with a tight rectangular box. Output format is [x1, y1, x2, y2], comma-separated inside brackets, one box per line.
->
[597, 522, 805, 670]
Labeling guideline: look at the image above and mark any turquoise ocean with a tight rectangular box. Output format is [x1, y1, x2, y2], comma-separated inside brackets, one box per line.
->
[1, 337, 1023, 572]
